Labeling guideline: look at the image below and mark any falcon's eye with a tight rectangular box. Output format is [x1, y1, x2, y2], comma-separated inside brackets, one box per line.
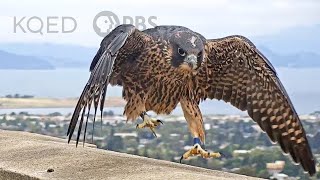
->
[178, 48, 186, 57]
[197, 51, 202, 58]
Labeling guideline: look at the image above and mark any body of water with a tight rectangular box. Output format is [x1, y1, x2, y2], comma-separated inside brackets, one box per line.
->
[0, 68, 319, 115]
[0, 101, 247, 116]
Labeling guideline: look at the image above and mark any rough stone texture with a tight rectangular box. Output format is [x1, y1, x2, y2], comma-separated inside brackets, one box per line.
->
[0, 130, 262, 180]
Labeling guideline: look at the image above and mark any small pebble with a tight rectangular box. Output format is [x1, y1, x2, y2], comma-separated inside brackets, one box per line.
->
[47, 168, 54, 173]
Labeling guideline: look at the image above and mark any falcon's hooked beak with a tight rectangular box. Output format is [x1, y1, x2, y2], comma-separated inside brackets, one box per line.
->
[183, 54, 198, 70]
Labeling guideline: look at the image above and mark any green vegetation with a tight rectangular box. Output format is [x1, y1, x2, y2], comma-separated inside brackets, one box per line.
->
[0, 112, 319, 179]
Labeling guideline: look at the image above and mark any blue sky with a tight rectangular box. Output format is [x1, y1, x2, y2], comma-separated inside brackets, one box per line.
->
[0, 0, 319, 47]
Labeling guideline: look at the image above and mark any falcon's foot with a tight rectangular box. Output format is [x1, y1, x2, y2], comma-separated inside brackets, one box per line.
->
[180, 138, 222, 163]
[136, 113, 163, 137]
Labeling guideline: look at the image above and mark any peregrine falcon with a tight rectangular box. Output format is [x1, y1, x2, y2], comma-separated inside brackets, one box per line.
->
[67, 24, 316, 176]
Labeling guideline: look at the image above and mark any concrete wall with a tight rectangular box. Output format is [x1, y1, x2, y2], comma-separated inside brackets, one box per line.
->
[0, 130, 261, 180]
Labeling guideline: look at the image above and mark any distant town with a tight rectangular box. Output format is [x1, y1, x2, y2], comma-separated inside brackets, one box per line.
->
[0, 107, 319, 179]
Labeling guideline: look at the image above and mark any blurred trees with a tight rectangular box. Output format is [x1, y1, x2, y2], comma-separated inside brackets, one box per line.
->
[0, 114, 318, 179]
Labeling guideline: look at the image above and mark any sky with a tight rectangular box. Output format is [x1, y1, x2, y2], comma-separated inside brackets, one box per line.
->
[0, 0, 319, 47]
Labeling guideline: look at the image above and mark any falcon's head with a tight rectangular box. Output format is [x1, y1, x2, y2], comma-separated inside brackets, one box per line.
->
[169, 31, 205, 72]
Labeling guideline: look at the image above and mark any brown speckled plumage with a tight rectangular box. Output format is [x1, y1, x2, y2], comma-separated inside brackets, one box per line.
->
[68, 25, 316, 176]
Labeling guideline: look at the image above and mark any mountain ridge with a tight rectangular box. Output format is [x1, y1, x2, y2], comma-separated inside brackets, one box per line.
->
[0, 50, 54, 70]
[0, 24, 319, 69]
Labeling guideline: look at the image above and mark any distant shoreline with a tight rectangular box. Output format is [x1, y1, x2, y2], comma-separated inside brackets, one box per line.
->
[0, 97, 126, 109]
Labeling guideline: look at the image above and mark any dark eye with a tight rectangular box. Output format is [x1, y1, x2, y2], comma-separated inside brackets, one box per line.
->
[178, 48, 186, 56]
[197, 51, 202, 58]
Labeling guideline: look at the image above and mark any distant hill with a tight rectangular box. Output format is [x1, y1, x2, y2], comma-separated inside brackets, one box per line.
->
[0, 43, 97, 69]
[253, 24, 320, 54]
[0, 24, 319, 69]
[252, 24, 320, 68]
[258, 46, 320, 68]
[0, 50, 54, 70]
[1, 43, 319, 69]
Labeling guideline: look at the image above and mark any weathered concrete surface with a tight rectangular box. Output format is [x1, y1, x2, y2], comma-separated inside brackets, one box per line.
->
[0, 130, 262, 180]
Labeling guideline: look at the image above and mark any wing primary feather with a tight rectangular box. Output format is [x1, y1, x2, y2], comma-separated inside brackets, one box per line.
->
[108, 33, 129, 55]
[92, 86, 101, 143]
[76, 104, 87, 147]
[92, 107, 98, 143]
[83, 100, 92, 147]
[90, 48, 102, 72]
[100, 85, 108, 114]
[100, 106, 103, 135]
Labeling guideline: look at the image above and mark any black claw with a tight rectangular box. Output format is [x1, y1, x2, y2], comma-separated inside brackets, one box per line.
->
[219, 152, 226, 158]
[136, 124, 139, 129]
[180, 156, 183, 163]
[157, 120, 164, 125]
[140, 112, 147, 119]
[152, 131, 157, 138]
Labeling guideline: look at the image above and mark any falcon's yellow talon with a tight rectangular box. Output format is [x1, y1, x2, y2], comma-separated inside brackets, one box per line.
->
[180, 144, 221, 163]
[136, 114, 163, 137]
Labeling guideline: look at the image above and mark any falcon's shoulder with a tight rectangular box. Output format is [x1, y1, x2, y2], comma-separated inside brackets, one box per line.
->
[90, 25, 153, 71]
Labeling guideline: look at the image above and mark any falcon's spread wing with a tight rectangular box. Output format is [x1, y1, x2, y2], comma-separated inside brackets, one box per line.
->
[67, 25, 150, 146]
[198, 36, 316, 175]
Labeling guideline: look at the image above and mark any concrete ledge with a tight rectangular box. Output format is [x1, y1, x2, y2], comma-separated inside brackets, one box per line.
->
[0, 130, 261, 180]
